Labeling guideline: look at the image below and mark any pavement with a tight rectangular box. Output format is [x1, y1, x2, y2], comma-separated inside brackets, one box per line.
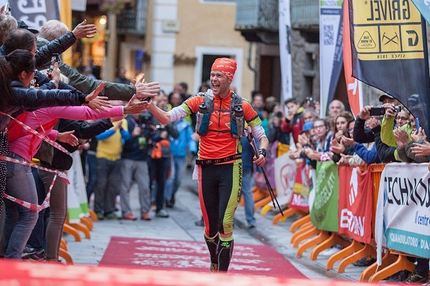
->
[64, 168, 367, 282]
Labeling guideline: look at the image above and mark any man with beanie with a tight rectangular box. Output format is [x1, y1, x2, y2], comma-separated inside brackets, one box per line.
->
[147, 58, 268, 272]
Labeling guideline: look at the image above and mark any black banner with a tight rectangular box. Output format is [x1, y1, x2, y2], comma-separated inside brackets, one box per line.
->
[349, 0, 430, 135]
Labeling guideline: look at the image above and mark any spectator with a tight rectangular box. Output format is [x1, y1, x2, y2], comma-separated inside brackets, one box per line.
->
[326, 99, 345, 126]
[119, 113, 154, 221]
[148, 92, 178, 218]
[281, 98, 304, 145]
[93, 107, 130, 220]
[239, 135, 256, 229]
[114, 67, 131, 85]
[164, 110, 197, 208]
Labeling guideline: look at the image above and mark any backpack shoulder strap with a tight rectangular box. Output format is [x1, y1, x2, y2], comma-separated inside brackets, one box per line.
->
[203, 89, 215, 114]
[230, 92, 242, 111]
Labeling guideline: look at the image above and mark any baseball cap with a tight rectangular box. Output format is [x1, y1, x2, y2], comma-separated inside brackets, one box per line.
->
[17, 20, 39, 34]
[378, 93, 394, 102]
[300, 121, 314, 133]
[408, 94, 419, 106]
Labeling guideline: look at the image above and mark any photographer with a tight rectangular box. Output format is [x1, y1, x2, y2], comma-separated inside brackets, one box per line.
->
[380, 104, 413, 150]
[119, 112, 158, 221]
[268, 109, 291, 156]
[148, 93, 178, 218]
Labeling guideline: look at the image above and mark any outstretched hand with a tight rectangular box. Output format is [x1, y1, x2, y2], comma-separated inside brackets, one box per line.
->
[135, 81, 161, 101]
[411, 139, 430, 157]
[124, 94, 150, 114]
[72, 19, 97, 39]
[85, 82, 111, 113]
[56, 131, 79, 147]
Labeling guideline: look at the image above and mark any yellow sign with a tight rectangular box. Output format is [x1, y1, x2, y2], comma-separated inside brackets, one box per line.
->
[352, 0, 424, 60]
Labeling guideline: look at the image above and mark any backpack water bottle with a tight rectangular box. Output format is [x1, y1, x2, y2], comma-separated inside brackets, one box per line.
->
[196, 102, 209, 136]
[231, 105, 244, 138]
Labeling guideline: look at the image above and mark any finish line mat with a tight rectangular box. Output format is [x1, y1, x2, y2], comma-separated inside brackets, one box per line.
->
[99, 237, 307, 278]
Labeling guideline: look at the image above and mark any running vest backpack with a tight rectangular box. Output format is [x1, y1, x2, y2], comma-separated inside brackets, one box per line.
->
[195, 89, 244, 138]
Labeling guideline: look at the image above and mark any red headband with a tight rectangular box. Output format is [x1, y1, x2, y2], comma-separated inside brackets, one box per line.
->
[211, 58, 237, 81]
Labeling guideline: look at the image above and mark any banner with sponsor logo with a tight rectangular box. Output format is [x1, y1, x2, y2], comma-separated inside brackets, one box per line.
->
[375, 163, 430, 265]
[342, 0, 363, 116]
[274, 151, 296, 205]
[320, 0, 343, 116]
[9, 0, 59, 32]
[289, 161, 311, 211]
[310, 161, 339, 232]
[349, 0, 430, 135]
[338, 165, 373, 244]
[279, 0, 293, 103]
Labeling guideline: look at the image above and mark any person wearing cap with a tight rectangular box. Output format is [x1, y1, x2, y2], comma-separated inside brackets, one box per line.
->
[378, 93, 397, 105]
[291, 121, 314, 158]
[17, 20, 38, 34]
[147, 57, 268, 272]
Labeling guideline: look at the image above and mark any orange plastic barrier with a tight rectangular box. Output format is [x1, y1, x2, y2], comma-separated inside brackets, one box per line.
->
[369, 163, 385, 235]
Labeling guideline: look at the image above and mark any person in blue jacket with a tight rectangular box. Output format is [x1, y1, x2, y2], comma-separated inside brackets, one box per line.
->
[165, 116, 197, 208]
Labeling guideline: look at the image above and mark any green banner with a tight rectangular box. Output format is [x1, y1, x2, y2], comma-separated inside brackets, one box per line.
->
[310, 161, 339, 232]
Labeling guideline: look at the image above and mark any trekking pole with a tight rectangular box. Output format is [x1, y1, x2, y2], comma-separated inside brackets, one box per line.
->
[244, 129, 284, 216]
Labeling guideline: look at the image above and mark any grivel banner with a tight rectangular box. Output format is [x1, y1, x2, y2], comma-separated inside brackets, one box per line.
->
[349, 0, 430, 135]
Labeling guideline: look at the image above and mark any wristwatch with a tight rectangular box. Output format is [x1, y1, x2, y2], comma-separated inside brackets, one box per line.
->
[259, 148, 267, 158]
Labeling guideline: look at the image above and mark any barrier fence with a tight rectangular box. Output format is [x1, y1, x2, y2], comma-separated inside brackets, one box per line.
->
[255, 150, 430, 281]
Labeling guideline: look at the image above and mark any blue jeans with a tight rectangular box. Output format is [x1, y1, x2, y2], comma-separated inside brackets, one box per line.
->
[85, 152, 97, 201]
[26, 167, 49, 251]
[4, 153, 38, 258]
[242, 170, 256, 225]
[164, 156, 186, 200]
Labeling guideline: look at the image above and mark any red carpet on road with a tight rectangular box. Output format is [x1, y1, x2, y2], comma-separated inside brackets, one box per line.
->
[99, 237, 307, 278]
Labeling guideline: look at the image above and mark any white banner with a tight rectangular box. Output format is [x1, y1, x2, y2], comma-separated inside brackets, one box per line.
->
[375, 163, 430, 265]
[67, 151, 89, 223]
[274, 151, 296, 205]
[319, 0, 343, 116]
[279, 0, 292, 103]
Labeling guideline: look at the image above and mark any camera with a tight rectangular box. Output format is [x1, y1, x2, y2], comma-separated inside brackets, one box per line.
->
[369, 107, 385, 116]
[393, 105, 401, 112]
[3, 3, 10, 14]
[138, 113, 152, 125]
[49, 53, 59, 72]
[308, 97, 315, 107]
[275, 111, 283, 118]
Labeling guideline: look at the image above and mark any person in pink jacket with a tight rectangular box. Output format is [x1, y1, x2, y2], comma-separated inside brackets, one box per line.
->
[4, 85, 149, 260]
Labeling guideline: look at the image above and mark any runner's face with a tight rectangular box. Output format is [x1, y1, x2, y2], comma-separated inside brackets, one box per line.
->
[210, 70, 231, 98]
